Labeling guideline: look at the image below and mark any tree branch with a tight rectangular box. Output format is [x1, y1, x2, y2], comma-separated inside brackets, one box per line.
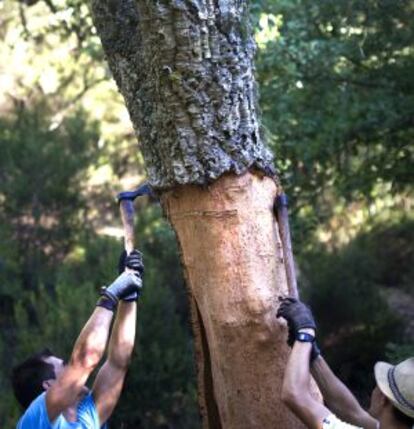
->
[43, 0, 57, 13]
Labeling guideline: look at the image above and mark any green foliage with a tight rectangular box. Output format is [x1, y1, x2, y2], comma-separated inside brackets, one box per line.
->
[0, 0, 413, 427]
[301, 220, 414, 402]
[15, 0, 100, 60]
[0, 96, 102, 427]
[386, 343, 414, 364]
[255, 0, 414, 229]
[0, 100, 100, 297]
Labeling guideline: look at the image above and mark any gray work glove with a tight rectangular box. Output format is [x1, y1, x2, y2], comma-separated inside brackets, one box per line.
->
[118, 249, 144, 275]
[117, 249, 144, 301]
[276, 297, 317, 346]
[101, 270, 143, 304]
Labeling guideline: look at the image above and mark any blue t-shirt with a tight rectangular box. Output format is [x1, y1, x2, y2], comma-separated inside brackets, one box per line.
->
[16, 392, 108, 429]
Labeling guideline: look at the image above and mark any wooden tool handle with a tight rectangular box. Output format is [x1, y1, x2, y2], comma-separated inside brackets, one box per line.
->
[276, 194, 299, 299]
[119, 199, 135, 255]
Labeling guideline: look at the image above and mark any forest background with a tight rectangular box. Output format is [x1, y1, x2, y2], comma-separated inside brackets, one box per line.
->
[0, 0, 413, 427]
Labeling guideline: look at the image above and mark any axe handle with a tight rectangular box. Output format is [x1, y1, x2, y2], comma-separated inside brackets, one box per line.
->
[276, 195, 299, 299]
[119, 199, 135, 255]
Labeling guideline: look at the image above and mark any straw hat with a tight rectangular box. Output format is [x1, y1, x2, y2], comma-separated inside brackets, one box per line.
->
[374, 358, 414, 419]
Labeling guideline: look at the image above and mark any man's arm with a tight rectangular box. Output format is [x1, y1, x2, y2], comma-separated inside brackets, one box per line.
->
[311, 356, 377, 428]
[282, 328, 331, 429]
[46, 307, 114, 422]
[277, 297, 328, 428]
[92, 301, 137, 425]
[45, 261, 142, 423]
[278, 297, 378, 429]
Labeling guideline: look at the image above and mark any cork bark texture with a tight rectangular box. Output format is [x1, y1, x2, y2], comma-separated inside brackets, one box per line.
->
[90, 0, 275, 189]
[162, 172, 304, 429]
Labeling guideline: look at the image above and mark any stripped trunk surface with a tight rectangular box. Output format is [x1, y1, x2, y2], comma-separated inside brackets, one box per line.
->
[162, 172, 303, 428]
[90, 1, 305, 427]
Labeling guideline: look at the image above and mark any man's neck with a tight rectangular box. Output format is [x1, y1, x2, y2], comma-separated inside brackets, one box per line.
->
[378, 413, 409, 429]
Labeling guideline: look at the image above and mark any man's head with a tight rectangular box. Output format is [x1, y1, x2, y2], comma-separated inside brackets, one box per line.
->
[369, 357, 414, 427]
[11, 348, 65, 409]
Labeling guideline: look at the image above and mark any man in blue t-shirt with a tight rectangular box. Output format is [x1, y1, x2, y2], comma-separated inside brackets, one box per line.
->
[12, 250, 144, 428]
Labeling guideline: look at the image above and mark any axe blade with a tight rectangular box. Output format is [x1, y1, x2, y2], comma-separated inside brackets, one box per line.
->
[117, 182, 154, 203]
[117, 182, 154, 255]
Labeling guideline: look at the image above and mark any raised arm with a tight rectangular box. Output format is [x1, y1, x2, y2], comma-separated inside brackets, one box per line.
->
[92, 301, 137, 424]
[92, 249, 144, 425]
[45, 307, 113, 422]
[277, 298, 330, 428]
[45, 263, 142, 423]
[278, 297, 378, 429]
[282, 328, 331, 428]
[311, 356, 377, 428]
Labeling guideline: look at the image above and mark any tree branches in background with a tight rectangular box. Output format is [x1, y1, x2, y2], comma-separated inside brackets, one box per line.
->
[255, 0, 414, 229]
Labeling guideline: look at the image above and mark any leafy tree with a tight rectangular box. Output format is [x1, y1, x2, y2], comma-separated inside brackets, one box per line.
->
[301, 219, 414, 403]
[0, 100, 100, 295]
[1, 1, 413, 427]
[256, 0, 414, 233]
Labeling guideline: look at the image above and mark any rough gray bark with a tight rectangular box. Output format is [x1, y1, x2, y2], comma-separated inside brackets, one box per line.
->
[90, 0, 275, 189]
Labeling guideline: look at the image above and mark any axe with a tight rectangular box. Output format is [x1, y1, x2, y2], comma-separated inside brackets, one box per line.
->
[117, 182, 154, 255]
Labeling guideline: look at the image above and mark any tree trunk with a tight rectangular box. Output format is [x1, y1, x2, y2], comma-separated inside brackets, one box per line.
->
[162, 172, 304, 429]
[90, 1, 304, 428]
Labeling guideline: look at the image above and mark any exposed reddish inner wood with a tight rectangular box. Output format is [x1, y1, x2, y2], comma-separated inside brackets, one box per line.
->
[162, 172, 306, 429]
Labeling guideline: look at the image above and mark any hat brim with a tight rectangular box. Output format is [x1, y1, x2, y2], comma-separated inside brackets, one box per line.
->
[374, 361, 414, 419]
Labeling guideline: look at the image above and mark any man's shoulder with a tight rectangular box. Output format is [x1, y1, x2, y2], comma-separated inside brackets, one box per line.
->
[16, 393, 51, 429]
[17, 392, 106, 429]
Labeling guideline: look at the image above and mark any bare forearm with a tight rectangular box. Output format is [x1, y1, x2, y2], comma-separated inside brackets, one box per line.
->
[46, 307, 113, 420]
[71, 307, 114, 370]
[311, 356, 365, 422]
[107, 302, 137, 368]
[283, 341, 313, 401]
[282, 339, 331, 428]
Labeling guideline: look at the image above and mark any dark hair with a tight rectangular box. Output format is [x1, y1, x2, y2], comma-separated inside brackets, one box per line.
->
[392, 405, 414, 427]
[11, 348, 56, 409]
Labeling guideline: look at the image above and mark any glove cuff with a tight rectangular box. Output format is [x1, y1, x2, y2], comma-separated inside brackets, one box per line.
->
[97, 286, 119, 311]
[122, 292, 139, 302]
[96, 295, 118, 312]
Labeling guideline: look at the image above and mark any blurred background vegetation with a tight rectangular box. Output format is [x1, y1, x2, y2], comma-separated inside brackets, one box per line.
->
[0, 0, 413, 427]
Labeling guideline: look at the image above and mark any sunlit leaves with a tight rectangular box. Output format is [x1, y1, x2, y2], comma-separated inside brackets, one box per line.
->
[255, 0, 414, 244]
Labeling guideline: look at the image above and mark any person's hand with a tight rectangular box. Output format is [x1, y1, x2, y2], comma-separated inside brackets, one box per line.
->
[118, 249, 144, 275]
[276, 297, 316, 345]
[103, 248, 145, 303]
[100, 271, 143, 304]
[116, 249, 144, 302]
